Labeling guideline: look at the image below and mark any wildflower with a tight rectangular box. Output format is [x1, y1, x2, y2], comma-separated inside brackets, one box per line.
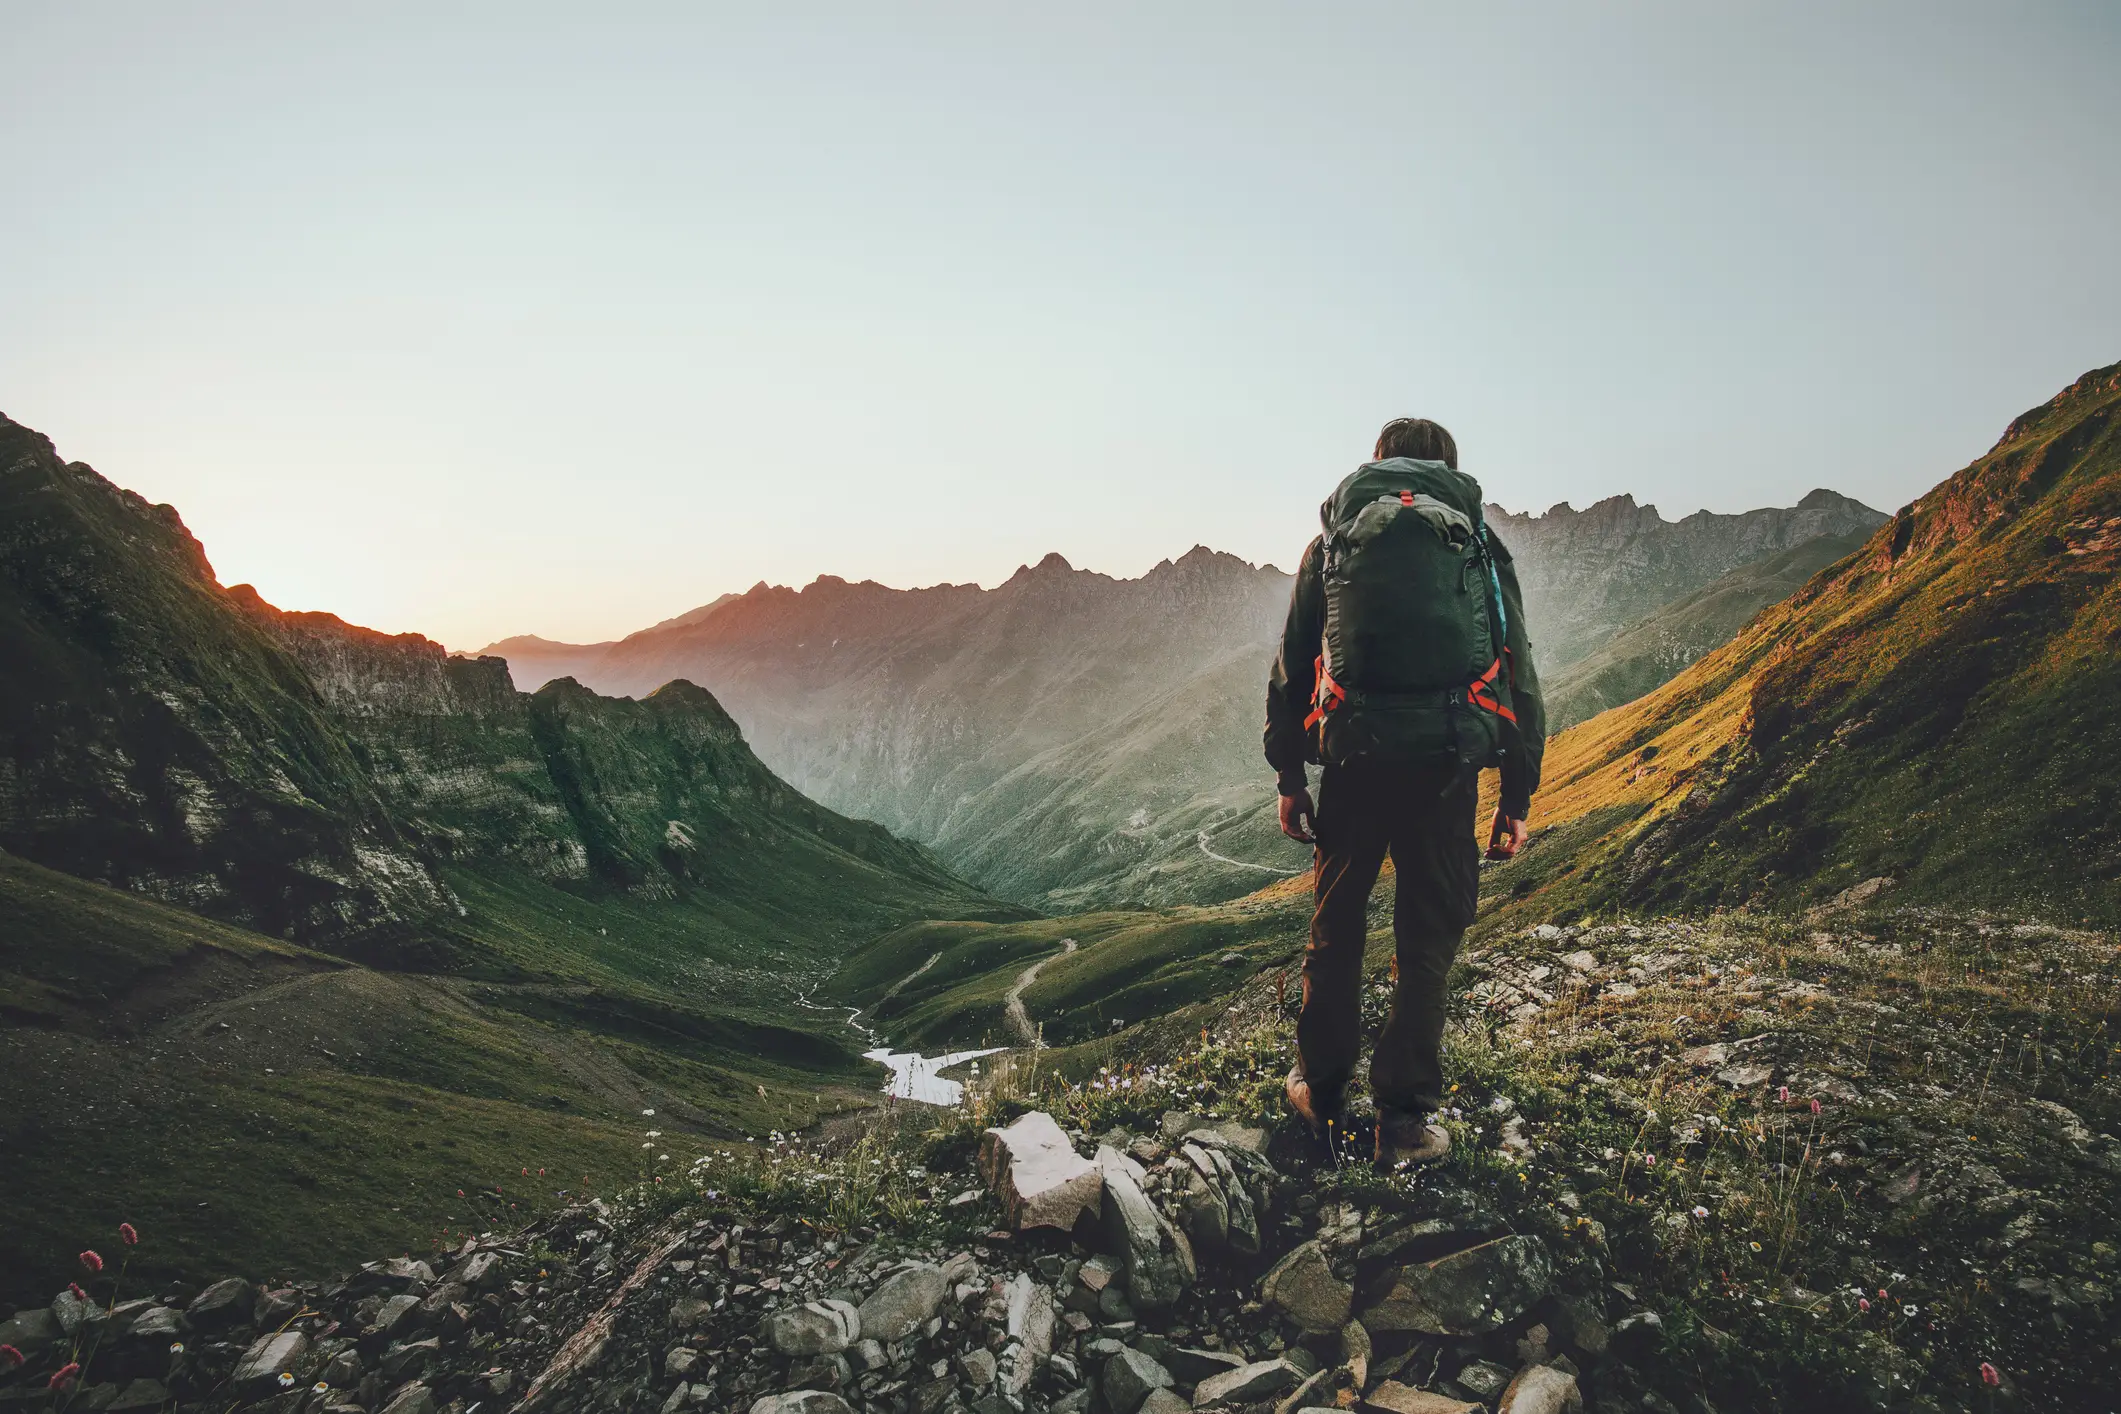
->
[1692, 1206, 1710, 1219]
[458, 1190, 466, 1197]
[1902, 1303, 1918, 1317]
[1749, 1241, 1762, 1252]
[314, 1382, 331, 1394]
[1642, 1154, 1656, 1167]
[1859, 1297, 1870, 1312]
[279, 1372, 297, 1388]
[1810, 1098, 1822, 1116]
[1778, 1086, 1790, 1104]
[69, 1282, 88, 1302]
[170, 1342, 185, 1354]
[119, 1222, 139, 1245]
[0, 1346, 22, 1370]
[50, 1363, 81, 1391]
[79, 1250, 104, 1273]
[643, 1108, 656, 1116]
[1981, 1363, 2000, 1387]
[1878, 1287, 1889, 1299]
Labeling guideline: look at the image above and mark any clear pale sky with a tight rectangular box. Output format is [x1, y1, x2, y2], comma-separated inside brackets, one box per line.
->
[6, 4, 2117, 648]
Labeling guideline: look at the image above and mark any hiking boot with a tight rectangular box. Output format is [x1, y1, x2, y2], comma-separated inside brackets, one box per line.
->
[1375, 1108, 1451, 1167]
[1284, 1066, 1342, 1140]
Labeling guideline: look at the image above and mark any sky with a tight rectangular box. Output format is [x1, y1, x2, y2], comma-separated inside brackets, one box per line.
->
[5, 4, 2118, 649]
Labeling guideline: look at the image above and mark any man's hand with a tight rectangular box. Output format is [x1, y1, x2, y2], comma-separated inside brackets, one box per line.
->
[1486, 807, 1528, 860]
[1279, 789, 1317, 845]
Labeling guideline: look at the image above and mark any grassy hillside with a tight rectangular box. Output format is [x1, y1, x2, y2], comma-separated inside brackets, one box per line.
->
[1542, 529, 1873, 731]
[1476, 359, 2121, 928]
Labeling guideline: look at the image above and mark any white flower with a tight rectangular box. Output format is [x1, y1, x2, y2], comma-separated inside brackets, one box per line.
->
[642, 1108, 655, 1116]
[1692, 1206, 1710, 1219]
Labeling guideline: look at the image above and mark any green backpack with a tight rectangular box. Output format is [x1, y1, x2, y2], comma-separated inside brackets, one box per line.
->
[1305, 457, 1518, 768]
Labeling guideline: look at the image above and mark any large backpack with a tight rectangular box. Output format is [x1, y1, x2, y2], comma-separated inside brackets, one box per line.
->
[1304, 457, 1518, 768]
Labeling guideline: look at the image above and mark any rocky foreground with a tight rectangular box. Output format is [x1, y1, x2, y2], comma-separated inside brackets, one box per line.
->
[4, 904, 2116, 1413]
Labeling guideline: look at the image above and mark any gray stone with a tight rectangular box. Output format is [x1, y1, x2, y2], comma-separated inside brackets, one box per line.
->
[765, 1299, 861, 1356]
[452, 1251, 504, 1290]
[1260, 1242, 1352, 1334]
[379, 1337, 440, 1384]
[1099, 1148, 1192, 1311]
[378, 1385, 436, 1414]
[1499, 1364, 1582, 1414]
[124, 1306, 181, 1342]
[1140, 1341, 1244, 1384]
[1453, 1361, 1514, 1399]
[666, 1346, 700, 1378]
[848, 1338, 887, 1372]
[979, 1111, 1105, 1232]
[0, 1306, 59, 1356]
[1140, 1392, 1190, 1414]
[1361, 1235, 1552, 1335]
[368, 1293, 421, 1338]
[787, 1354, 850, 1390]
[1053, 1393, 1094, 1414]
[186, 1277, 253, 1331]
[253, 1288, 299, 1328]
[857, 1265, 948, 1343]
[748, 1393, 858, 1414]
[661, 1385, 694, 1414]
[957, 1347, 998, 1388]
[51, 1287, 99, 1337]
[233, 1331, 310, 1394]
[1104, 1348, 1174, 1413]
[1363, 1384, 1480, 1414]
[1192, 1358, 1297, 1407]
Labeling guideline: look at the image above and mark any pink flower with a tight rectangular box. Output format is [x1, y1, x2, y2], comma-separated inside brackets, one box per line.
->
[1981, 1363, 2000, 1387]
[50, 1363, 81, 1391]
[1858, 1298, 1870, 1312]
[0, 1346, 22, 1370]
[78, 1250, 104, 1273]
[69, 1283, 88, 1302]
[1810, 1098, 1822, 1116]
[1778, 1085, 1791, 1104]
[119, 1222, 139, 1245]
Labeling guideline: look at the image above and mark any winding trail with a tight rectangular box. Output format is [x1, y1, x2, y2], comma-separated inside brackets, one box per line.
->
[1196, 830, 1305, 875]
[1004, 938, 1077, 1047]
[878, 950, 943, 1005]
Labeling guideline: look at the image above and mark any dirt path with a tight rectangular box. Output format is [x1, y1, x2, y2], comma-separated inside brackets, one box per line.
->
[1003, 938, 1077, 1047]
[878, 950, 943, 1004]
[1196, 829, 1304, 875]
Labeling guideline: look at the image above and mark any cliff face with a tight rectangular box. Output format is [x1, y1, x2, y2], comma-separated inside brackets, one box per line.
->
[0, 413, 989, 953]
[1486, 488, 1888, 670]
[0, 417, 447, 944]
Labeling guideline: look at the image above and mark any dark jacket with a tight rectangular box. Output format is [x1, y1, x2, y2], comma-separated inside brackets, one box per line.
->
[1264, 529, 1547, 819]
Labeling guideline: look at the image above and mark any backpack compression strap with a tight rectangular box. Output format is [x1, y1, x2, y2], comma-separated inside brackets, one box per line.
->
[1303, 654, 1345, 730]
[1468, 655, 1519, 724]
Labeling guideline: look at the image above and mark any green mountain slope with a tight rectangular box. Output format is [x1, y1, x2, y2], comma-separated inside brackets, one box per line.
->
[0, 413, 1018, 1297]
[1542, 529, 1873, 731]
[1481, 359, 2121, 925]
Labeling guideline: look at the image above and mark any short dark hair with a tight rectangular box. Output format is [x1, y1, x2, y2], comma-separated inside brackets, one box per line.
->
[1374, 418, 1457, 468]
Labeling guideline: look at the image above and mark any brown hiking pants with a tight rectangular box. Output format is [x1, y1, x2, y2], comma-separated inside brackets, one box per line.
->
[1296, 761, 1480, 1117]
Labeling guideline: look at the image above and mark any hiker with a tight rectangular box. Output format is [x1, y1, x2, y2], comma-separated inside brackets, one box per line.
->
[1264, 417, 1545, 1166]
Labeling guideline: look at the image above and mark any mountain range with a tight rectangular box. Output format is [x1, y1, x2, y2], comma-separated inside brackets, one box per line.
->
[484, 490, 1886, 909]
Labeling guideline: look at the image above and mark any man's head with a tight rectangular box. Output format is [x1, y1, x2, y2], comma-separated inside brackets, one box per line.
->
[1374, 417, 1457, 468]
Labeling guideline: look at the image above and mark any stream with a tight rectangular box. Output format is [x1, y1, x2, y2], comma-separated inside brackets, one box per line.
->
[793, 982, 1000, 1106]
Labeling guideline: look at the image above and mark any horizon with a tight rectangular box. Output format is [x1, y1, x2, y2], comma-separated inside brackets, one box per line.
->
[7, 4, 2118, 648]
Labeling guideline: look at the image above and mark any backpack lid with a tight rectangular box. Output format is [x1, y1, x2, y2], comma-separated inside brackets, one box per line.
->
[1321, 458, 1486, 537]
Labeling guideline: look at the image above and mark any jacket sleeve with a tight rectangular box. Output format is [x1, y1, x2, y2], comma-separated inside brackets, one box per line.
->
[1489, 531, 1546, 819]
[1264, 537, 1326, 795]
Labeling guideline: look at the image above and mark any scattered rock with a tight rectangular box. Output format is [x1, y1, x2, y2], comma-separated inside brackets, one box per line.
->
[763, 1300, 860, 1357]
[0, 1306, 59, 1357]
[748, 1393, 857, 1414]
[1362, 1235, 1552, 1335]
[232, 1330, 309, 1395]
[185, 1277, 254, 1331]
[378, 1386, 436, 1414]
[1193, 1357, 1299, 1407]
[1260, 1241, 1353, 1333]
[1104, 1346, 1175, 1414]
[1363, 1382, 1481, 1414]
[979, 1111, 1105, 1232]
[1099, 1147, 1194, 1310]
[856, 1264, 948, 1343]
[1498, 1363, 1582, 1414]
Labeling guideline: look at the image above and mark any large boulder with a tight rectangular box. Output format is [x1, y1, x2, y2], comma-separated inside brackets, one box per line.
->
[1099, 1148, 1194, 1311]
[857, 1264, 949, 1343]
[1361, 1235, 1552, 1335]
[0, 1306, 58, 1358]
[1498, 1365, 1583, 1414]
[1363, 1383, 1481, 1414]
[979, 1112, 1104, 1231]
[185, 1278, 254, 1332]
[232, 1331, 309, 1396]
[764, 1301, 861, 1357]
[1103, 1348, 1174, 1414]
[1192, 1358, 1299, 1407]
[1259, 1242, 1352, 1334]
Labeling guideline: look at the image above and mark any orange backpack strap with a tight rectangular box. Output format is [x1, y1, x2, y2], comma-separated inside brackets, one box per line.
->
[1304, 654, 1345, 729]
[1468, 655, 1518, 724]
